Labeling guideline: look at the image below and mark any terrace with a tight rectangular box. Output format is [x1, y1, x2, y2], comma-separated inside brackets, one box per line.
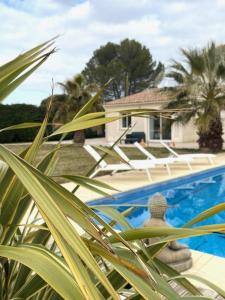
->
[63, 152, 225, 291]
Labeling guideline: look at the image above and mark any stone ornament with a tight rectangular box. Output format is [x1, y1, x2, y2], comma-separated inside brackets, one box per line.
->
[144, 193, 192, 272]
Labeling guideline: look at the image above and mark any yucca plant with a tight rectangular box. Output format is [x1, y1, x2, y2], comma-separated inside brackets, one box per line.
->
[0, 40, 225, 300]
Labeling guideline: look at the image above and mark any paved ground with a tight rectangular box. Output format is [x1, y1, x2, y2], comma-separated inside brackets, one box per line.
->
[64, 153, 225, 201]
[63, 152, 225, 290]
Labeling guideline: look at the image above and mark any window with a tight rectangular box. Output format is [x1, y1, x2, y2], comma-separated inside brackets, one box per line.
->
[162, 117, 172, 140]
[121, 114, 131, 128]
[150, 116, 160, 140]
[149, 115, 172, 140]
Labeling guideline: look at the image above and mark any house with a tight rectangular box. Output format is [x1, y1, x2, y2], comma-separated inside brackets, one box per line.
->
[104, 88, 203, 149]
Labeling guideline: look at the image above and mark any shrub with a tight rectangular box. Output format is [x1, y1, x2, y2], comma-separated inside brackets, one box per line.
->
[0, 103, 45, 143]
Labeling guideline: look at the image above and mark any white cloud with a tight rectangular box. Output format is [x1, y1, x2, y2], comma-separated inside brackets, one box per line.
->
[90, 17, 160, 38]
[167, 2, 189, 13]
[66, 1, 91, 21]
[1, 0, 225, 105]
[217, 0, 225, 7]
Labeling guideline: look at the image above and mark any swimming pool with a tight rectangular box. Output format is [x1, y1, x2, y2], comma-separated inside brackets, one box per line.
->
[89, 165, 225, 258]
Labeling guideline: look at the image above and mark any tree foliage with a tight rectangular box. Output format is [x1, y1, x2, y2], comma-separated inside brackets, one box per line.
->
[198, 117, 223, 151]
[82, 38, 164, 101]
[41, 74, 104, 143]
[166, 42, 225, 151]
[0, 103, 45, 143]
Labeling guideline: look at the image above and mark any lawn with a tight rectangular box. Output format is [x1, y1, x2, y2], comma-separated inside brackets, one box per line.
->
[5, 142, 201, 182]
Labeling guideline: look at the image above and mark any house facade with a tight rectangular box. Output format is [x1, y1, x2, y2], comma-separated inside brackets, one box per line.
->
[104, 88, 225, 149]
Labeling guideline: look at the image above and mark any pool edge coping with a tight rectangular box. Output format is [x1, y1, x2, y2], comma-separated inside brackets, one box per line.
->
[87, 163, 225, 205]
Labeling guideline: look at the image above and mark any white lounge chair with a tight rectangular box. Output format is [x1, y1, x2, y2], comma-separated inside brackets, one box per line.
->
[160, 141, 215, 165]
[134, 142, 176, 175]
[84, 144, 154, 180]
[134, 142, 193, 173]
[109, 143, 155, 180]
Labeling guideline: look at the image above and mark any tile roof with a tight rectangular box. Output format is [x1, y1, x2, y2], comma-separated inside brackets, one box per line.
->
[104, 88, 177, 106]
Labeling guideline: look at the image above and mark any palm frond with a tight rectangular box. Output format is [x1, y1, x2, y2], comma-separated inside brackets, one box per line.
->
[166, 71, 185, 84]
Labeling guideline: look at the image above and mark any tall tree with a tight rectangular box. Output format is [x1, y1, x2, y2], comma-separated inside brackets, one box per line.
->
[41, 74, 103, 144]
[165, 42, 225, 151]
[82, 39, 164, 101]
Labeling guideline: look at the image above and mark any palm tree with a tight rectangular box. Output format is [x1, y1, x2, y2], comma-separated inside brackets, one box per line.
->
[52, 74, 103, 144]
[166, 42, 225, 151]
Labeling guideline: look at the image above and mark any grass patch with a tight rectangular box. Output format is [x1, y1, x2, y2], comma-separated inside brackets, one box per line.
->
[4, 142, 204, 182]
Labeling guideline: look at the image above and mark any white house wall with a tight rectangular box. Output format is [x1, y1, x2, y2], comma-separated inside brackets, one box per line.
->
[105, 103, 166, 143]
[105, 103, 225, 148]
[105, 111, 147, 142]
[105, 111, 120, 143]
[171, 119, 199, 148]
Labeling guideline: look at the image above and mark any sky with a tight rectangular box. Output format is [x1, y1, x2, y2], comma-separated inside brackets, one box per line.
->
[1, 0, 225, 106]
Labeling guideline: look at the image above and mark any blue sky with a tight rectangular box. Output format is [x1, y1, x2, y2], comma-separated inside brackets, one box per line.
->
[1, 0, 225, 105]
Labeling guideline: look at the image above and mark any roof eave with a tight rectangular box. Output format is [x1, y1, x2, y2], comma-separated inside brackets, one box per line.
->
[104, 99, 170, 108]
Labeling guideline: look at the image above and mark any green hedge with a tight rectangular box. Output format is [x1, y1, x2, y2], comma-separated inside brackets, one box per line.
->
[0, 104, 104, 143]
[0, 104, 45, 143]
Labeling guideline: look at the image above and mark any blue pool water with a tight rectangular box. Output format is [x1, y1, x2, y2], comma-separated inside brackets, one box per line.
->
[89, 165, 225, 258]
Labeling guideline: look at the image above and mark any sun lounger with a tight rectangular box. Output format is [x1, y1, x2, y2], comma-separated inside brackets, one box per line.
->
[160, 141, 215, 165]
[84, 144, 155, 180]
[109, 143, 156, 180]
[134, 142, 193, 173]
